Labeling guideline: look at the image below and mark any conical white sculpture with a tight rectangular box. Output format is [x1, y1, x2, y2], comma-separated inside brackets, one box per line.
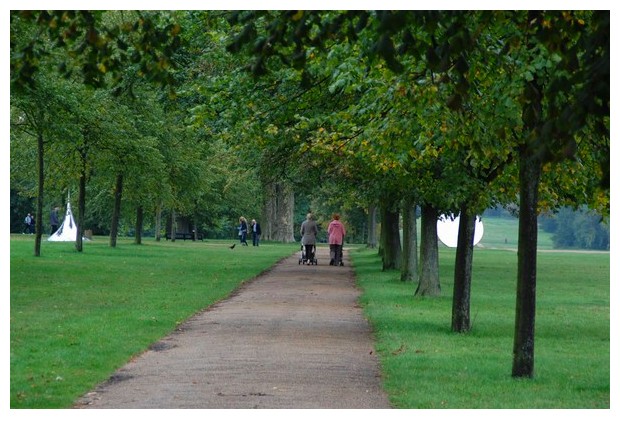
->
[48, 196, 86, 242]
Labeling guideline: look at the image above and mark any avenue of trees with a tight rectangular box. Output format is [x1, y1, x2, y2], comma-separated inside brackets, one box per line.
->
[10, 11, 609, 379]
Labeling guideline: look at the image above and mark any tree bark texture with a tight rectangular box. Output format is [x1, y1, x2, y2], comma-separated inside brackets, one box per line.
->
[400, 198, 418, 282]
[416, 204, 441, 296]
[74, 144, 88, 252]
[109, 173, 123, 248]
[263, 184, 275, 241]
[263, 182, 295, 242]
[192, 214, 199, 241]
[451, 206, 477, 332]
[377, 205, 384, 259]
[155, 203, 162, 241]
[34, 132, 44, 256]
[512, 66, 543, 378]
[512, 149, 542, 378]
[135, 205, 144, 245]
[380, 196, 401, 271]
[170, 210, 177, 242]
[367, 205, 377, 248]
[76, 170, 86, 252]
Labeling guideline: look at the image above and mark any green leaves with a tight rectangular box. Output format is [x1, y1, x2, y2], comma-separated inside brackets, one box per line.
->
[11, 10, 608, 242]
[11, 11, 181, 91]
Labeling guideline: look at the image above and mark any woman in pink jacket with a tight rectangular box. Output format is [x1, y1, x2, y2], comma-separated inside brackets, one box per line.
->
[328, 213, 346, 266]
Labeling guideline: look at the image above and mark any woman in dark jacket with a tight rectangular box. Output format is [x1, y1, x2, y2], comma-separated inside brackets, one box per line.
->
[300, 213, 318, 262]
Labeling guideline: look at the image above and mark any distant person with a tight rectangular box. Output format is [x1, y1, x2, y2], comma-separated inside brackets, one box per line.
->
[24, 213, 34, 234]
[300, 213, 318, 262]
[238, 216, 248, 246]
[50, 207, 60, 235]
[328, 213, 346, 266]
[251, 219, 262, 246]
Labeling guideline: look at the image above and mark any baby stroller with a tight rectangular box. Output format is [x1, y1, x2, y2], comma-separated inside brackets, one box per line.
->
[298, 243, 318, 265]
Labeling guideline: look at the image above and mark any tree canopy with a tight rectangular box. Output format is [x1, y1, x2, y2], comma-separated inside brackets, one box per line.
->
[10, 10, 609, 378]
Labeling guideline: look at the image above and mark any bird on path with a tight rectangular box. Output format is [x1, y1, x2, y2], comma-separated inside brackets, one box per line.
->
[229, 243, 236, 249]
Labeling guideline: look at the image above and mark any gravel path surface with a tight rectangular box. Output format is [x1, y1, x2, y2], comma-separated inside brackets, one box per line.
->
[75, 246, 390, 409]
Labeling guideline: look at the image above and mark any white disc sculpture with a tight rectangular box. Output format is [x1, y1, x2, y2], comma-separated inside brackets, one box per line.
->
[437, 215, 484, 248]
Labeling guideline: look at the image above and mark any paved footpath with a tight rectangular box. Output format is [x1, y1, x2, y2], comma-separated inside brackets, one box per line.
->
[76, 246, 391, 409]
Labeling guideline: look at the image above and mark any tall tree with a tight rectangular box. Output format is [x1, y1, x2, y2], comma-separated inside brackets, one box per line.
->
[505, 11, 609, 378]
[10, 86, 52, 256]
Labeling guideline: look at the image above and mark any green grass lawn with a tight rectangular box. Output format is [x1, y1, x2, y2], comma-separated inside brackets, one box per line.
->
[474, 215, 555, 250]
[10, 236, 297, 408]
[10, 232, 610, 409]
[351, 246, 610, 408]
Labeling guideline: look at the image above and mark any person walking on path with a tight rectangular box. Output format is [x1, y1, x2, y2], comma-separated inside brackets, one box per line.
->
[328, 213, 346, 266]
[50, 206, 60, 235]
[300, 213, 318, 262]
[251, 219, 262, 246]
[238, 216, 249, 246]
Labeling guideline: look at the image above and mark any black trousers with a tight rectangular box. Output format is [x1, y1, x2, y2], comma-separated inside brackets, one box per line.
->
[330, 244, 343, 265]
[304, 244, 315, 260]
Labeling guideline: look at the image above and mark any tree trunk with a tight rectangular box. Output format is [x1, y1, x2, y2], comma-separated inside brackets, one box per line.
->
[135, 205, 143, 245]
[367, 204, 377, 248]
[451, 205, 477, 332]
[380, 195, 401, 271]
[76, 170, 86, 252]
[170, 210, 177, 242]
[34, 131, 44, 256]
[74, 144, 88, 253]
[400, 198, 418, 282]
[512, 149, 542, 378]
[263, 183, 275, 240]
[279, 185, 295, 242]
[109, 173, 123, 248]
[155, 203, 162, 241]
[377, 204, 384, 259]
[416, 204, 441, 296]
[264, 182, 295, 242]
[512, 59, 544, 378]
[192, 213, 199, 241]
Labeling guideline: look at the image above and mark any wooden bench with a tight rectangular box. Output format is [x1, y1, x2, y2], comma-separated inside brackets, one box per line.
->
[165, 232, 204, 241]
